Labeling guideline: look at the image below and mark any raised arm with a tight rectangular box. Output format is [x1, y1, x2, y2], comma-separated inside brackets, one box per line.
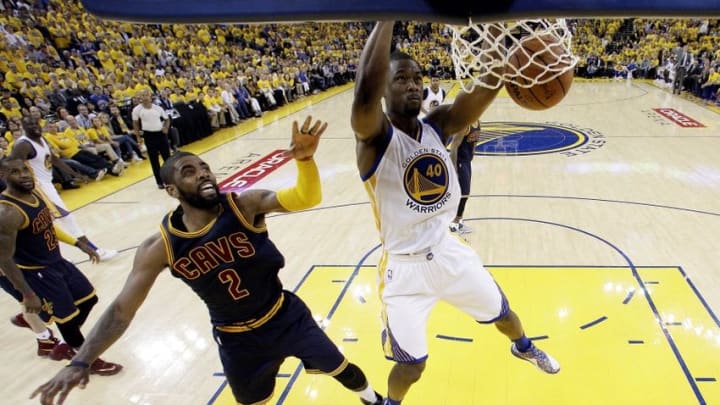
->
[31, 233, 168, 405]
[351, 21, 394, 142]
[0, 204, 42, 313]
[235, 116, 326, 225]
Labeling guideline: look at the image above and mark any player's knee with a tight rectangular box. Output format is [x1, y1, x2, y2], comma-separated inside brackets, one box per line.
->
[77, 295, 98, 312]
[333, 362, 368, 390]
[394, 361, 426, 383]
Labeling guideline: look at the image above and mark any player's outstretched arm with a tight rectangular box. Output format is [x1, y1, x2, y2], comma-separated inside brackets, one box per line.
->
[351, 21, 393, 142]
[235, 116, 327, 224]
[31, 234, 168, 405]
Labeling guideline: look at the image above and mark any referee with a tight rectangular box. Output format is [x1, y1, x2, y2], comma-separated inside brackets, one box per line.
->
[132, 90, 171, 189]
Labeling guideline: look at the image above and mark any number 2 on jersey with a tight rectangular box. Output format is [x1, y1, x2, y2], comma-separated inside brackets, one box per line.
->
[218, 269, 250, 300]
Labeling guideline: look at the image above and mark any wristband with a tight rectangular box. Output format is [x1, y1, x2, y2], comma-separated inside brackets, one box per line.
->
[67, 360, 90, 369]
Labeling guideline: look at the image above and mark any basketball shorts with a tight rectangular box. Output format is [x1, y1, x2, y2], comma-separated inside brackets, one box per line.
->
[21, 260, 96, 324]
[457, 160, 472, 196]
[212, 291, 348, 404]
[379, 234, 508, 363]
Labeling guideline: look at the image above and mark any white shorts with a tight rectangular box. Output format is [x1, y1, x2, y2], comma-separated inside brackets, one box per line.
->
[378, 235, 507, 363]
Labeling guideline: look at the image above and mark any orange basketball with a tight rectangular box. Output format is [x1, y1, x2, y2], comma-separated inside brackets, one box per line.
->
[504, 34, 573, 111]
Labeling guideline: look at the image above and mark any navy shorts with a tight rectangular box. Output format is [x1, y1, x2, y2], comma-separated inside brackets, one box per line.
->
[213, 291, 347, 404]
[457, 160, 472, 196]
[21, 260, 95, 324]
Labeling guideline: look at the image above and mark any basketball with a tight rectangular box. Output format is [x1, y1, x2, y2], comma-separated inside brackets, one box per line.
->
[504, 34, 574, 110]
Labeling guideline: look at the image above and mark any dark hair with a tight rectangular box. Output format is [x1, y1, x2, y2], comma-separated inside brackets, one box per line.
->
[390, 50, 415, 63]
[159, 151, 197, 185]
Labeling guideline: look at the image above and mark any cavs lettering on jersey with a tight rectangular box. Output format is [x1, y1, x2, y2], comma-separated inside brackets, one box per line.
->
[159, 193, 285, 331]
[0, 192, 61, 268]
[362, 120, 460, 254]
[17, 136, 53, 185]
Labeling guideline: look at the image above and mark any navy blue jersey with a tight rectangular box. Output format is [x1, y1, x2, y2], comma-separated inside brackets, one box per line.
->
[0, 192, 61, 268]
[457, 127, 478, 163]
[159, 193, 285, 327]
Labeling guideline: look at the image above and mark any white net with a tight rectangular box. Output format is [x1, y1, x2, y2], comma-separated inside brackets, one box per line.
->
[448, 19, 578, 92]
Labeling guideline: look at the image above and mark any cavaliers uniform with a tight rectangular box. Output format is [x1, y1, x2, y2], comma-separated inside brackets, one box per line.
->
[0, 192, 95, 324]
[159, 193, 347, 404]
[362, 119, 507, 363]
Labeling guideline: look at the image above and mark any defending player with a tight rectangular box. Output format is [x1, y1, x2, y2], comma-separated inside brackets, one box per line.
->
[32, 117, 383, 405]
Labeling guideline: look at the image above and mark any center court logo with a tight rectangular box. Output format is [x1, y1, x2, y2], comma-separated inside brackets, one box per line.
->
[402, 152, 452, 213]
[475, 122, 606, 157]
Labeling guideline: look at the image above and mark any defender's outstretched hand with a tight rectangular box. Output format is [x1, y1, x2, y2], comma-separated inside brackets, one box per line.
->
[285, 116, 327, 161]
[31, 366, 90, 405]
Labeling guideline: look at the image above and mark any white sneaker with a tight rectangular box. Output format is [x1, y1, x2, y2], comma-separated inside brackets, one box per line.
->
[450, 221, 472, 234]
[131, 153, 143, 162]
[96, 248, 118, 262]
[94, 169, 107, 181]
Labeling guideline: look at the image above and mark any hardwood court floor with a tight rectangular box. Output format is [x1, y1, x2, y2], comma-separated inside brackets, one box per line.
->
[2, 80, 719, 405]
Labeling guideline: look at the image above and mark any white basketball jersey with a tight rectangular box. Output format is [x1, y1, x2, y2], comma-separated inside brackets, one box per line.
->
[363, 120, 460, 254]
[18, 136, 53, 185]
[422, 87, 445, 113]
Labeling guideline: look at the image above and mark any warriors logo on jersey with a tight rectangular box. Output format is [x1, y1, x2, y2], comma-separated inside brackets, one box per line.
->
[403, 153, 449, 205]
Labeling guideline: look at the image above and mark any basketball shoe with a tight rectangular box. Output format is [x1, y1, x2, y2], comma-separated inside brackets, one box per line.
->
[49, 342, 76, 361]
[449, 220, 472, 234]
[97, 248, 118, 262]
[511, 343, 560, 374]
[37, 330, 60, 356]
[90, 358, 123, 376]
[10, 313, 30, 329]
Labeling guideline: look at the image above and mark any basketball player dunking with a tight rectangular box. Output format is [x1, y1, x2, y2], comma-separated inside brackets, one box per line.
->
[32, 117, 383, 405]
[351, 21, 560, 405]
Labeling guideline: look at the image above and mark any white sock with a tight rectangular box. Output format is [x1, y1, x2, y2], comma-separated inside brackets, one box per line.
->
[357, 385, 377, 402]
[36, 329, 52, 340]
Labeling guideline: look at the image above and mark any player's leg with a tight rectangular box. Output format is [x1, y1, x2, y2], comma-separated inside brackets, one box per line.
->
[0, 274, 59, 356]
[450, 160, 472, 234]
[439, 237, 560, 374]
[212, 328, 283, 405]
[33, 262, 122, 375]
[280, 292, 383, 405]
[378, 255, 437, 404]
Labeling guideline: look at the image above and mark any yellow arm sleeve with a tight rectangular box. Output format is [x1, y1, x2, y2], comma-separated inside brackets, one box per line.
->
[53, 224, 78, 246]
[276, 158, 321, 211]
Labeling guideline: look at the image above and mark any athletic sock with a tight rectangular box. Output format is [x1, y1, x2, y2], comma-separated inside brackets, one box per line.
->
[385, 399, 401, 405]
[513, 335, 532, 352]
[357, 385, 377, 403]
[36, 329, 52, 340]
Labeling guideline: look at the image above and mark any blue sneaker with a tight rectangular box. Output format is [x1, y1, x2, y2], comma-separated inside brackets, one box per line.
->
[511, 343, 560, 374]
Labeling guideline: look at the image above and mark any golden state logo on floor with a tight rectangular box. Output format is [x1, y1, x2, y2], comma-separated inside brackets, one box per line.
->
[475, 122, 606, 157]
[403, 152, 451, 212]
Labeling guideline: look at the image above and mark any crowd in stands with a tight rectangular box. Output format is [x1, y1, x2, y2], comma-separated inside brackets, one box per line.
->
[571, 18, 720, 104]
[1, 1, 718, 193]
[1, 0, 363, 192]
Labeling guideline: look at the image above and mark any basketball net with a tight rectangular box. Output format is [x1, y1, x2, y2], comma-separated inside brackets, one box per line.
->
[448, 19, 578, 92]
